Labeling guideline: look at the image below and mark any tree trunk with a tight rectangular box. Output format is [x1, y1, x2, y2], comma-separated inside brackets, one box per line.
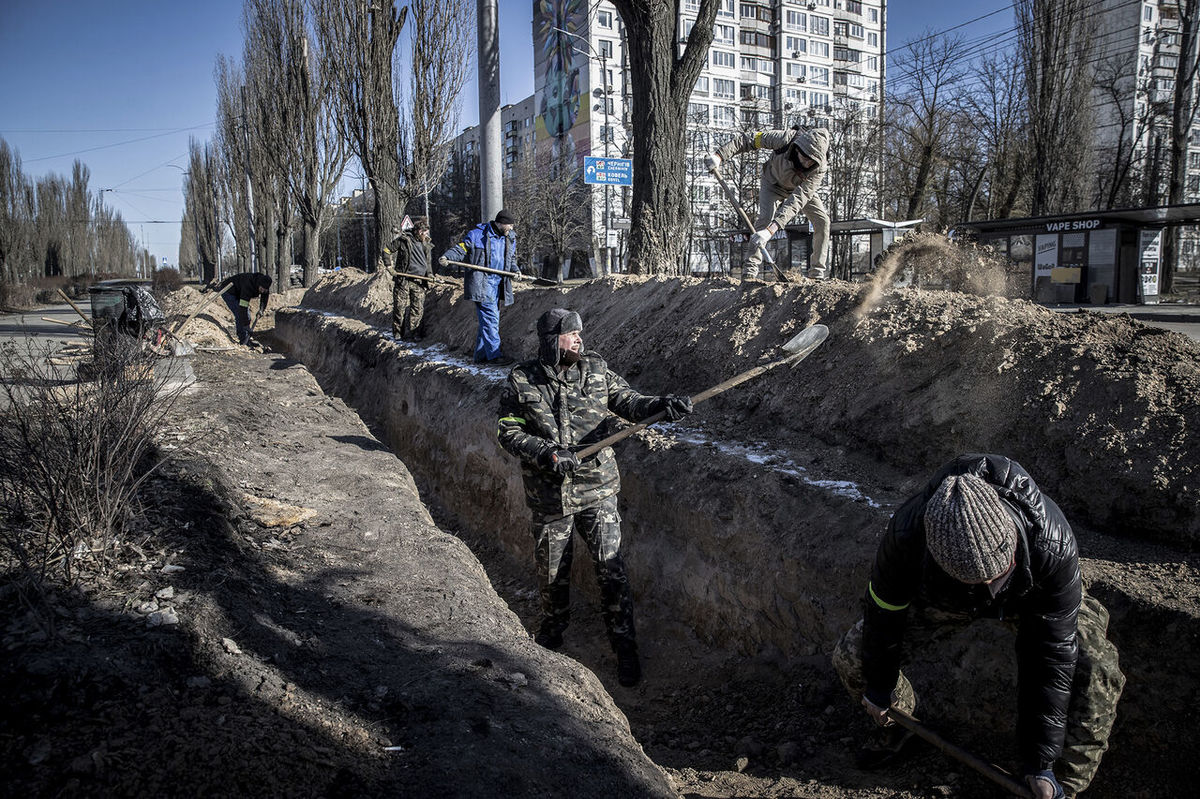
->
[610, 0, 718, 275]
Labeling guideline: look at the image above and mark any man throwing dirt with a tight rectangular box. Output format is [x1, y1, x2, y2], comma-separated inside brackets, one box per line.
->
[203, 271, 271, 346]
[378, 218, 432, 340]
[706, 126, 830, 281]
[496, 308, 693, 687]
[831, 453, 1124, 799]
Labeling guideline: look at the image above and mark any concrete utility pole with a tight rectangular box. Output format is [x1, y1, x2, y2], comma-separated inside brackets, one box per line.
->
[477, 0, 503, 221]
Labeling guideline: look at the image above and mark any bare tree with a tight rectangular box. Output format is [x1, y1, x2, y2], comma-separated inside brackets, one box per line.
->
[182, 139, 223, 283]
[606, 0, 719, 274]
[887, 32, 968, 221]
[964, 49, 1028, 219]
[313, 0, 409, 268]
[405, 0, 471, 220]
[1017, 0, 1095, 215]
[1160, 0, 1200, 292]
[245, 0, 346, 286]
[506, 144, 592, 280]
[0, 140, 36, 284]
[1091, 53, 1149, 210]
[825, 102, 883, 278]
[215, 55, 255, 273]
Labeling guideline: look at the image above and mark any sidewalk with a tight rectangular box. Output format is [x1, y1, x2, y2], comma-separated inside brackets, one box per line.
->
[1048, 302, 1200, 340]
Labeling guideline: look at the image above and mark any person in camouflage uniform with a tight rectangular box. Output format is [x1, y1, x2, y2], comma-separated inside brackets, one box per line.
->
[377, 218, 433, 340]
[831, 454, 1124, 799]
[496, 308, 693, 687]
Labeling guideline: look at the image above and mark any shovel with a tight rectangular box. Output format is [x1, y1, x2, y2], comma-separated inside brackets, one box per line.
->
[171, 287, 226, 335]
[575, 323, 828, 460]
[710, 167, 790, 283]
[444, 258, 560, 287]
[886, 706, 1035, 798]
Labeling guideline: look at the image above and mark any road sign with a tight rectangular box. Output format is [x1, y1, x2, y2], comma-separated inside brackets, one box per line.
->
[584, 156, 632, 186]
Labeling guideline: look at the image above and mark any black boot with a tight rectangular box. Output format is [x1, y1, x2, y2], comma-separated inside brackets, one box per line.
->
[615, 642, 641, 687]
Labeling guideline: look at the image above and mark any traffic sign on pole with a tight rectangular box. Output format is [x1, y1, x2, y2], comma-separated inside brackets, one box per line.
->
[583, 157, 632, 186]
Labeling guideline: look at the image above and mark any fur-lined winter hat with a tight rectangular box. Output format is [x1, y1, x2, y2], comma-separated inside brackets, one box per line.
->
[924, 473, 1018, 583]
[536, 308, 582, 366]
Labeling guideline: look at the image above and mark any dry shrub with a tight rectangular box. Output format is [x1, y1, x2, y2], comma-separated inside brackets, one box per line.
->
[0, 282, 39, 310]
[0, 334, 187, 606]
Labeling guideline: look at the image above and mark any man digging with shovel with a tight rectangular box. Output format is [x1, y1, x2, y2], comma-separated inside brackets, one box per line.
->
[832, 454, 1125, 798]
[706, 126, 830, 281]
[496, 309, 693, 687]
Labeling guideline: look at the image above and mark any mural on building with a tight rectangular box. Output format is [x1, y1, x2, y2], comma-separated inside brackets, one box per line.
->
[534, 0, 591, 163]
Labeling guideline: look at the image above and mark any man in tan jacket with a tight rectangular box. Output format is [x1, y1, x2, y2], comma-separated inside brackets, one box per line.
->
[706, 127, 830, 281]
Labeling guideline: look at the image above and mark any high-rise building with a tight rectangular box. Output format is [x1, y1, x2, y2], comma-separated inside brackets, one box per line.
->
[1091, 0, 1200, 269]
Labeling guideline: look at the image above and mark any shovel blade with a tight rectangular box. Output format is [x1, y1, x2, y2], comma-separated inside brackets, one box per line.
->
[781, 324, 829, 365]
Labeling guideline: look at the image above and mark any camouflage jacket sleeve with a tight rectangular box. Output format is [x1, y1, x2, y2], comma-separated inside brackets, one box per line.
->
[603, 368, 662, 423]
[497, 368, 554, 464]
[714, 129, 794, 163]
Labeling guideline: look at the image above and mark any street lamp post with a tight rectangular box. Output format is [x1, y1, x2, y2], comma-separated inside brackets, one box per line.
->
[552, 25, 612, 276]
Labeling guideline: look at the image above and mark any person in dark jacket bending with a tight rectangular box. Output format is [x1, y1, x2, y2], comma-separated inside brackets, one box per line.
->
[379, 218, 432, 340]
[205, 272, 271, 345]
[496, 308, 693, 687]
[832, 454, 1124, 798]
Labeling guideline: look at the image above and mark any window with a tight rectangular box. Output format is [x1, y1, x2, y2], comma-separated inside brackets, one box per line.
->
[809, 66, 830, 86]
[741, 55, 758, 71]
[718, 0, 736, 18]
[688, 102, 710, 124]
[834, 71, 847, 86]
[866, 55, 878, 70]
[597, 9, 613, 28]
[786, 62, 807, 80]
[786, 36, 807, 54]
[713, 78, 736, 99]
[694, 75, 710, 95]
[834, 21, 849, 37]
[713, 105, 736, 127]
[848, 73, 865, 87]
[849, 23, 864, 38]
[785, 88, 806, 105]
[784, 10, 807, 31]
[867, 32, 877, 47]
[846, 0, 862, 13]
[758, 58, 775, 75]
[713, 50, 736, 68]
[1143, 4, 1153, 22]
[599, 39, 613, 58]
[811, 16, 829, 36]
[750, 84, 771, 100]
[810, 40, 830, 57]
[870, 7, 878, 22]
[810, 91, 831, 109]
[715, 24, 736, 45]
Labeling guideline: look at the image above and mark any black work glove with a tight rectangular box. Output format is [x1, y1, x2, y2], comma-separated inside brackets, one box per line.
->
[537, 448, 579, 476]
[656, 395, 693, 422]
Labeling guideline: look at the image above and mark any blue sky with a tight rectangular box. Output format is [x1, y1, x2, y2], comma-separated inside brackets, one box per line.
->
[0, 0, 1013, 266]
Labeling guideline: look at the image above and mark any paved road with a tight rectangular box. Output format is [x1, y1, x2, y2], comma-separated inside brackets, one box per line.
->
[1050, 302, 1200, 342]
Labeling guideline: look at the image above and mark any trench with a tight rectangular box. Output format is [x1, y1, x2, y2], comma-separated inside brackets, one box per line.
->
[269, 298, 1200, 796]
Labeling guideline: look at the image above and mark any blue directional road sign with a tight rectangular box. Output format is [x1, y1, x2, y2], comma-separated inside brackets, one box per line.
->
[583, 156, 632, 186]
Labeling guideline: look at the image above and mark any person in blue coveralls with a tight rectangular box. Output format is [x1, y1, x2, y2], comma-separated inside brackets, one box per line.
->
[439, 209, 520, 366]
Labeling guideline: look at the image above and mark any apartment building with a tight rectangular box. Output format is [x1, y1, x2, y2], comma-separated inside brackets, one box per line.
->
[1091, 0, 1200, 269]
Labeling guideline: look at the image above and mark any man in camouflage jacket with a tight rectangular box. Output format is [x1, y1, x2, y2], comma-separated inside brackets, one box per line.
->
[497, 308, 692, 687]
[378, 217, 432, 340]
[706, 126, 830, 280]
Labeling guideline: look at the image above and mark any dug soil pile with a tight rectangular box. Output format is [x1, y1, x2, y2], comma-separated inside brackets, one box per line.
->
[4, 244, 1198, 797]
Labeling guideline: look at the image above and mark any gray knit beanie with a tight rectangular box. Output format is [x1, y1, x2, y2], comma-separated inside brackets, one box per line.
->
[924, 473, 1017, 583]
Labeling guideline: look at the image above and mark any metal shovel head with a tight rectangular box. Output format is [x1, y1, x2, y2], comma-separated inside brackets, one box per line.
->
[780, 323, 829, 365]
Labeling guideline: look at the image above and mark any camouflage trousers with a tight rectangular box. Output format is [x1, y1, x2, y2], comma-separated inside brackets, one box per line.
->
[832, 592, 1124, 796]
[392, 276, 426, 338]
[531, 494, 636, 649]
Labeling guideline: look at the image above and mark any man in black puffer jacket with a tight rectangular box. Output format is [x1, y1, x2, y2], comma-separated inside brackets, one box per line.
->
[832, 454, 1124, 798]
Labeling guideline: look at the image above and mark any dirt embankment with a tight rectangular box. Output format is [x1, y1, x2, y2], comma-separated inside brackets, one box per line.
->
[272, 266, 1200, 797]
